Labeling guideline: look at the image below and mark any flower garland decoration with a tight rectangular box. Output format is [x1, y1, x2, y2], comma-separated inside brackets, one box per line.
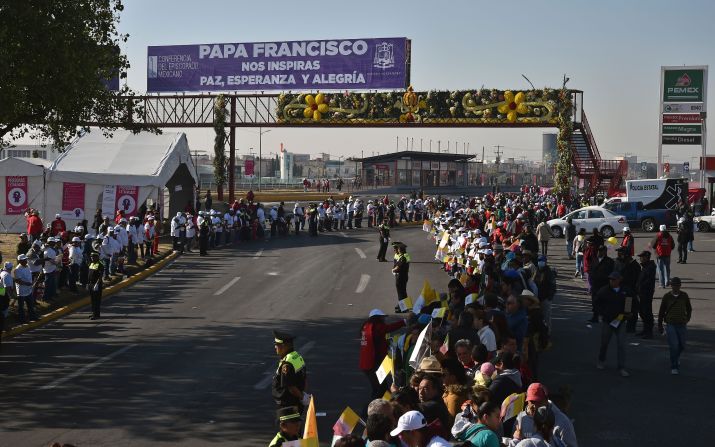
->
[553, 88, 573, 196]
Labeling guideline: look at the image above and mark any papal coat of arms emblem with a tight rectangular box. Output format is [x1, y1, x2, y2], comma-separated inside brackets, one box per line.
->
[373, 42, 395, 69]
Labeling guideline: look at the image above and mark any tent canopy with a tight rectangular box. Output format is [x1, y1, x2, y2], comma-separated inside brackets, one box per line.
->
[0, 157, 50, 176]
[48, 130, 197, 187]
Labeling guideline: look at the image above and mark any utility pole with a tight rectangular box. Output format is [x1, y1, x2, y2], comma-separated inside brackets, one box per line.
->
[396, 136, 399, 152]
[494, 145, 503, 192]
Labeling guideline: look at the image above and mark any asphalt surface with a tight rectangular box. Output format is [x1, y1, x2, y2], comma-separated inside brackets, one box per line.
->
[1, 225, 714, 446]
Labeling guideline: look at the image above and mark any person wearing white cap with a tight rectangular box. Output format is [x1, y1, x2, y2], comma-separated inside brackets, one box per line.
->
[68, 236, 83, 292]
[99, 231, 114, 279]
[13, 254, 36, 324]
[42, 237, 59, 302]
[359, 308, 410, 399]
[0, 260, 14, 343]
[621, 226, 634, 257]
[171, 212, 187, 253]
[144, 216, 156, 257]
[389, 410, 450, 447]
[651, 224, 675, 288]
[50, 213, 66, 237]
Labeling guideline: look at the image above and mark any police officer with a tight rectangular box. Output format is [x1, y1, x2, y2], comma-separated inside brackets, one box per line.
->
[87, 252, 104, 320]
[377, 219, 390, 262]
[272, 330, 310, 411]
[268, 406, 302, 447]
[391, 242, 411, 313]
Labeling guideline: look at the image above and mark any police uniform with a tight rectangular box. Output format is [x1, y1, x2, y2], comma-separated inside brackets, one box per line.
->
[271, 331, 307, 410]
[392, 242, 411, 305]
[377, 222, 390, 262]
[268, 406, 301, 447]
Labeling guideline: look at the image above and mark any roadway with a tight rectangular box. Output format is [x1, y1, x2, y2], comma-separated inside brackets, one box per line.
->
[1, 225, 714, 446]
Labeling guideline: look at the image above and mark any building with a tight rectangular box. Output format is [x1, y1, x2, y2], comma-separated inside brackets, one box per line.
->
[1, 144, 60, 161]
[280, 150, 294, 181]
[358, 151, 474, 188]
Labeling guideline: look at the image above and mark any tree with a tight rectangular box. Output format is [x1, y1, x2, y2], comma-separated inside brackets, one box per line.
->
[213, 95, 228, 200]
[0, 0, 150, 148]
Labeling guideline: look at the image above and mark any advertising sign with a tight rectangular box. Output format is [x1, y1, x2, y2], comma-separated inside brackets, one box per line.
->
[5, 176, 27, 215]
[663, 68, 705, 102]
[116, 185, 139, 217]
[663, 103, 705, 113]
[61, 182, 85, 221]
[147, 37, 409, 92]
[662, 135, 702, 145]
[663, 114, 701, 124]
[101, 185, 117, 216]
[662, 124, 702, 134]
[244, 159, 255, 177]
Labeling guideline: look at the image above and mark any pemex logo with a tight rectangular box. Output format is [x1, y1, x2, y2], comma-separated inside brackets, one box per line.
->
[675, 73, 691, 87]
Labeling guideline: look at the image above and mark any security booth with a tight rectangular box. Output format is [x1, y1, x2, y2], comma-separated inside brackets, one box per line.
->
[358, 151, 473, 188]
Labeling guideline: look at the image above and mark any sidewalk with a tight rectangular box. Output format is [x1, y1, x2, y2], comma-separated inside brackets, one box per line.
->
[1, 242, 177, 340]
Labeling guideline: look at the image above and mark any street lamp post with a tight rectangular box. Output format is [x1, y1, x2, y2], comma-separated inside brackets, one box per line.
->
[258, 128, 272, 191]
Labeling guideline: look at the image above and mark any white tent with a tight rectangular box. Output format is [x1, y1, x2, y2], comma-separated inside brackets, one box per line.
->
[0, 157, 51, 233]
[45, 129, 196, 226]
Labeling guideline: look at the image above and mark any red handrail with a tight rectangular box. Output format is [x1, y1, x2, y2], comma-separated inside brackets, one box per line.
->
[581, 111, 602, 162]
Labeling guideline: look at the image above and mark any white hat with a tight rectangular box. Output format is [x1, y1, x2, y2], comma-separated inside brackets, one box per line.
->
[72, 236, 81, 242]
[369, 309, 386, 318]
[55, 213, 61, 218]
[659, 224, 667, 231]
[390, 411, 427, 437]
[677, 217, 685, 224]
[484, 249, 494, 256]
[623, 227, 630, 232]
[17, 254, 28, 261]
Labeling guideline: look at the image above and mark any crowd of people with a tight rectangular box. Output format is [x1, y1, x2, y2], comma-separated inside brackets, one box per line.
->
[274, 189, 695, 447]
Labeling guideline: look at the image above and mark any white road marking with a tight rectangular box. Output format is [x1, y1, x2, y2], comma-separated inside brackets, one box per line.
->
[354, 247, 366, 259]
[40, 344, 138, 390]
[340, 232, 347, 238]
[267, 272, 279, 276]
[253, 249, 264, 259]
[253, 341, 316, 390]
[214, 276, 241, 296]
[355, 274, 370, 293]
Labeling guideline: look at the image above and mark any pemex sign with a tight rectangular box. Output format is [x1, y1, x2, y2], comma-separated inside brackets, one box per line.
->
[663, 68, 705, 102]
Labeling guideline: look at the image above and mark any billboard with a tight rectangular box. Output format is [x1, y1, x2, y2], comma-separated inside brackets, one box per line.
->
[5, 176, 27, 215]
[662, 67, 706, 102]
[147, 37, 409, 92]
[61, 182, 85, 221]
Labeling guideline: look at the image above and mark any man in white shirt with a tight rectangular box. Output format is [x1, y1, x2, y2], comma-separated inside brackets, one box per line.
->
[68, 236, 83, 292]
[223, 210, 234, 245]
[476, 311, 497, 355]
[185, 214, 195, 252]
[143, 217, 156, 257]
[13, 255, 36, 322]
[42, 237, 59, 302]
[127, 217, 138, 263]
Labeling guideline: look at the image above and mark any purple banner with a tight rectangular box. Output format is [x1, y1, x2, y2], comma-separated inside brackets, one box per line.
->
[147, 37, 408, 92]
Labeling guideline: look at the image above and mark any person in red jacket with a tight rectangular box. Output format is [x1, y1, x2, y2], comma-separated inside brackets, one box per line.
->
[50, 214, 66, 236]
[651, 225, 675, 288]
[359, 308, 409, 399]
[26, 209, 44, 241]
[620, 227, 634, 257]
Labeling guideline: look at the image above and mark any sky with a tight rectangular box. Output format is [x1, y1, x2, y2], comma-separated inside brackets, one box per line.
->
[115, 0, 714, 165]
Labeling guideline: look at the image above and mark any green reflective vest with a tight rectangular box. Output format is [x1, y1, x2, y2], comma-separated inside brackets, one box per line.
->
[278, 351, 305, 374]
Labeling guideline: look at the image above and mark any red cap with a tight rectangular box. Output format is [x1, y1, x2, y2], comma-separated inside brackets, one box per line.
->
[526, 383, 548, 402]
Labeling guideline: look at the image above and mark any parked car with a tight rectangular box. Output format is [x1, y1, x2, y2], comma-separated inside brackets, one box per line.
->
[547, 206, 627, 238]
[603, 201, 675, 232]
[695, 209, 715, 232]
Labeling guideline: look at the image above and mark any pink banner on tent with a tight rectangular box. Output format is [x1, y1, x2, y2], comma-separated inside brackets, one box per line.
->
[6, 176, 28, 215]
[116, 185, 139, 217]
[62, 182, 86, 220]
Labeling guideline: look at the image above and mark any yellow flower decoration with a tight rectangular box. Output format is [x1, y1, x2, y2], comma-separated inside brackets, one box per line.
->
[498, 91, 528, 123]
[303, 93, 329, 121]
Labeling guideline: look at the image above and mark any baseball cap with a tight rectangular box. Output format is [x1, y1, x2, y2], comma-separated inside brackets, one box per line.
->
[369, 309, 386, 318]
[17, 254, 28, 261]
[670, 277, 682, 286]
[480, 362, 496, 377]
[637, 250, 651, 258]
[526, 383, 548, 402]
[623, 226, 630, 232]
[608, 271, 622, 280]
[72, 236, 81, 242]
[659, 224, 667, 231]
[390, 411, 427, 437]
[4, 261, 13, 270]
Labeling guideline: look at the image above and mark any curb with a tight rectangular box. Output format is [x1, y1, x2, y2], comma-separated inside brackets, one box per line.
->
[1, 251, 180, 340]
